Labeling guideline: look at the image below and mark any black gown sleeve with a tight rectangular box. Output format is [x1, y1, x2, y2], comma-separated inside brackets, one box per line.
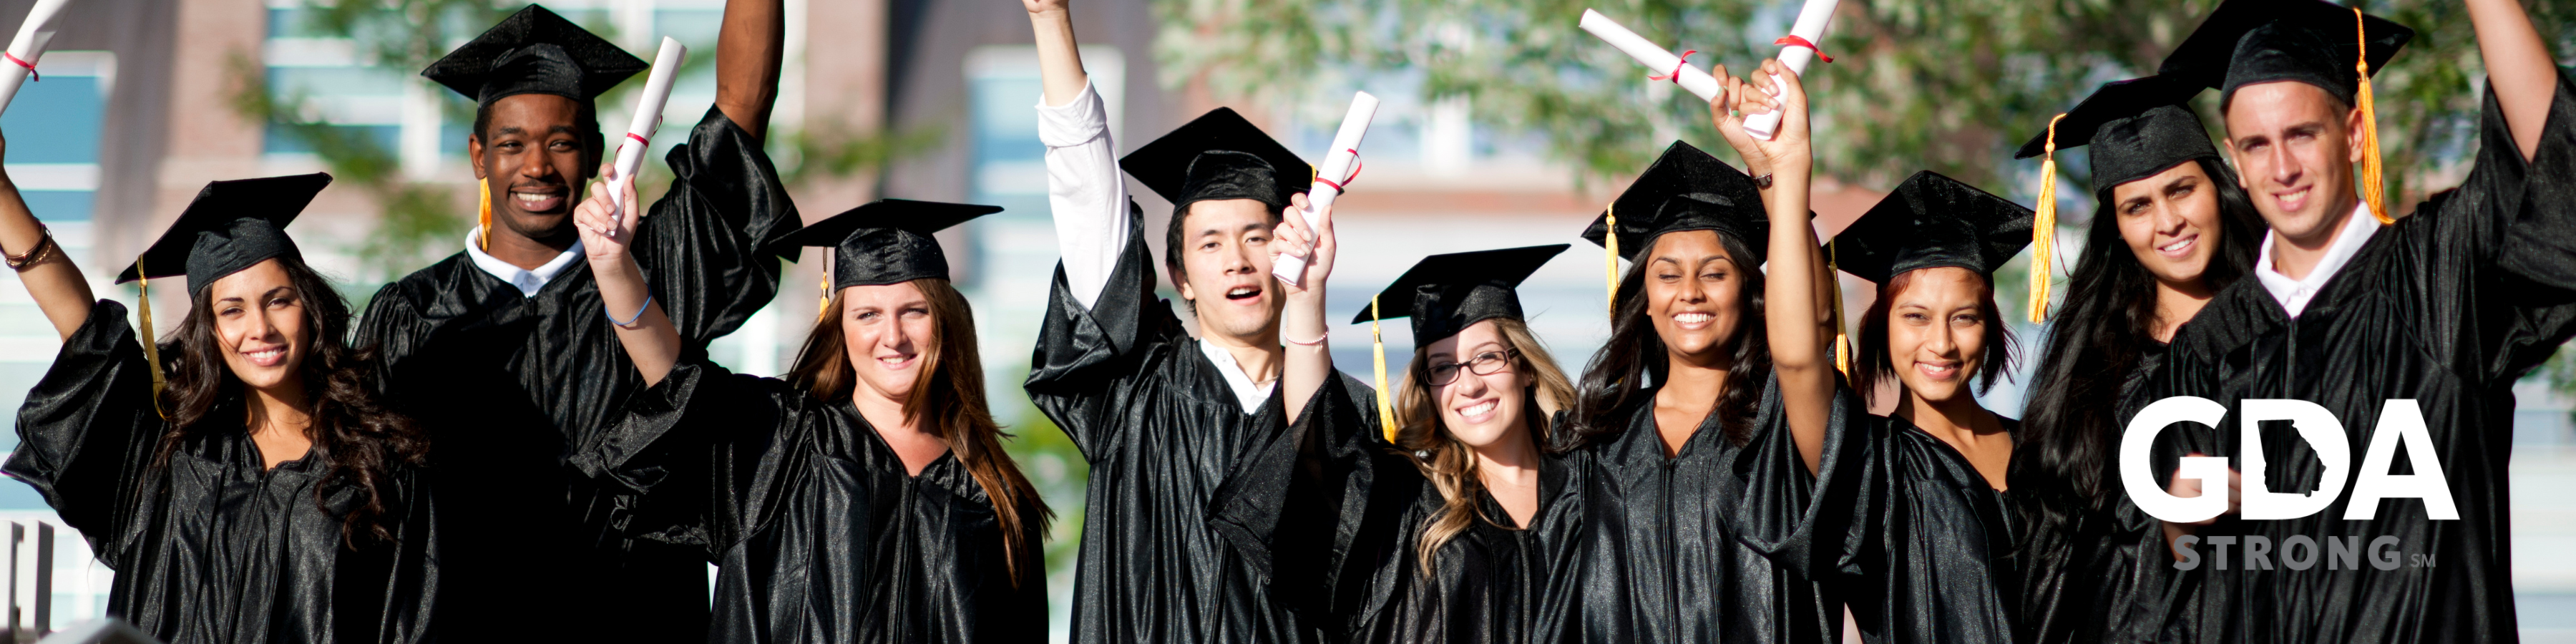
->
[1023, 200, 1189, 459]
[632, 106, 803, 348]
[1724, 376, 1867, 580]
[1, 300, 161, 567]
[1206, 374, 1409, 635]
[572, 361, 818, 561]
[2473, 69, 2576, 379]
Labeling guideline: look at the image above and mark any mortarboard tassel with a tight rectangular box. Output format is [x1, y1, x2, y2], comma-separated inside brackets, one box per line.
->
[2029, 113, 2067, 323]
[2353, 6, 2393, 225]
[1370, 295, 1398, 444]
[132, 258, 167, 419]
[477, 178, 494, 250]
[1828, 240, 1852, 381]
[1604, 201, 1620, 318]
[814, 277, 832, 323]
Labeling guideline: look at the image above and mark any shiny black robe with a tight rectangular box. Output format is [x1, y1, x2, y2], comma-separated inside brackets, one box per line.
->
[573, 361, 1045, 643]
[2140, 73, 2576, 644]
[1826, 414, 2021, 644]
[2013, 341, 2175, 644]
[5, 300, 436, 644]
[1023, 208, 1321, 643]
[1561, 377, 1853, 644]
[354, 107, 799, 642]
[1342, 458, 1578, 644]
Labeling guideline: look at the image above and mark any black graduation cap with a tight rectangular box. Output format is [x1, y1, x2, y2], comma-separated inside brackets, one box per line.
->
[115, 173, 332, 294]
[1832, 171, 2034, 285]
[1579, 141, 1768, 264]
[421, 5, 649, 106]
[2155, 0, 2413, 106]
[776, 199, 1004, 289]
[1350, 245, 1570, 346]
[2014, 76, 2223, 195]
[1118, 108, 1309, 213]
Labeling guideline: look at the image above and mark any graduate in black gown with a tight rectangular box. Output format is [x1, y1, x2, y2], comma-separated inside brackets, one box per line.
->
[2001, 75, 2266, 644]
[0, 173, 436, 643]
[1554, 133, 1847, 643]
[1807, 170, 2037, 643]
[350, 3, 797, 640]
[2132, 0, 2576, 641]
[567, 188, 1051, 643]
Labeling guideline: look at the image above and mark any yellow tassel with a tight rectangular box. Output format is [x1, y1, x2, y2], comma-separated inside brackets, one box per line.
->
[1828, 240, 1852, 381]
[2030, 113, 2067, 323]
[477, 177, 494, 250]
[2353, 6, 2393, 225]
[1371, 295, 1398, 444]
[814, 277, 833, 323]
[133, 258, 167, 420]
[1604, 201, 1620, 317]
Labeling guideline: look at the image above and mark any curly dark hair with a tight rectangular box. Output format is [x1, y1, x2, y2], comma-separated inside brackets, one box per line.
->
[158, 255, 429, 548]
[1563, 230, 1770, 452]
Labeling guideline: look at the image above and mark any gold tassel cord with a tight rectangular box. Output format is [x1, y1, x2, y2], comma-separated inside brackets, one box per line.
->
[1828, 240, 1852, 381]
[2353, 6, 2393, 225]
[134, 258, 167, 419]
[477, 177, 494, 250]
[1604, 201, 1620, 318]
[814, 277, 833, 323]
[2030, 113, 2067, 323]
[1371, 295, 1398, 444]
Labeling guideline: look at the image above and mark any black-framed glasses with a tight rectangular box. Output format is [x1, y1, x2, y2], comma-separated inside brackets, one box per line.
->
[1426, 349, 1517, 386]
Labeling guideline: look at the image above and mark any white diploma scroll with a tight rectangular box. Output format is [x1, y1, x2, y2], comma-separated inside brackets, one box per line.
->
[1742, 0, 1839, 140]
[1579, 9, 1722, 104]
[1274, 91, 1379, 288]
[610, 36, 687, 221]
[0, 0, 74, 114]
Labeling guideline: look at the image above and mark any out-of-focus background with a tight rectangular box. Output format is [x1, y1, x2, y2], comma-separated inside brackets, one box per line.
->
[0, 0, 2562, 640]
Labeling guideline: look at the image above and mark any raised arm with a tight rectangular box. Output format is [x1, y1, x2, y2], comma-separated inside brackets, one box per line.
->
[1274, 193, 1335, 422]
[1028, 0, 1087, 107]
[0, 132, 94, 338]
[1028, 0, 1131, 310]
[2466, 0, 2557, 161]
[713, 0, 785, 140]
[579, 165, 680, 386]
[1720, 59, 1830, 474]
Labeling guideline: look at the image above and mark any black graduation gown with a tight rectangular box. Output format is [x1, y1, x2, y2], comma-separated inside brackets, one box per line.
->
[1342, 458, 1578, 644]
[1561, 376, 1854, 644]
[353, 107, 799, 642]
[4, 300, 437, 644]
[2140, 72, 2576, 644]
[2012, 341, 2176, 644]
[1022, 207, 1328, 643]
[1825, 413, 2021, 644]
[572, 361, 1045, 644]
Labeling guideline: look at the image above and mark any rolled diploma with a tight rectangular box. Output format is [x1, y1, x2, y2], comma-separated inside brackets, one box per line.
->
[1274, 91, 1378, 288]
[1579, 9, 1722, 103]
[1742, 0, 1839, 140]
[610, 36, 686, 220]
[0, 0, 74, 114]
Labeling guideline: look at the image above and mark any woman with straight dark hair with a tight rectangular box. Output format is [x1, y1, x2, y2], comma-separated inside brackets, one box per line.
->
[570, 177, 1049, 643]
[0, 169, 436, 643]
[2005, 77, 2265, 644]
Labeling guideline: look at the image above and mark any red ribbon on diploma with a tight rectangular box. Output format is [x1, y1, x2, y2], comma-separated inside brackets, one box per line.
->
[1315, 150, 1362, 192]
[1772, 36, 1833, 62]
[625, 132, 649, 146]
[1649, 50, 1697, 83]
[6, 53, 35, 82]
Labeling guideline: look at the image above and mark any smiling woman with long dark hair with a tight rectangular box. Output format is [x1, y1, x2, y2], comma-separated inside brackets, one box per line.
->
[0, 170, 435, 644]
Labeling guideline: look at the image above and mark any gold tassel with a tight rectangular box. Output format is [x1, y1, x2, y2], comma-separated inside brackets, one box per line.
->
[1370, 295, 1399, 444]
[477, 177, 494, 250]
[134, 258, 167, 419]
[2353, 6, 2393, 225]
[814, 277, 833, 323]
[1828, 240, 1852, 381]
[2030, 113, 2067, 323]
[1604, 201, 1620, 317]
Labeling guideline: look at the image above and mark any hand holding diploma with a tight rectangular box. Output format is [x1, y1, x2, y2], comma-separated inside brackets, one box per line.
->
[0, 0, 74, 114]
[1274, 91, 1377, 288]
[1742, 0, 1839, 140]
[1579, 9, 1725, 104]
[603, 36, 686, 237]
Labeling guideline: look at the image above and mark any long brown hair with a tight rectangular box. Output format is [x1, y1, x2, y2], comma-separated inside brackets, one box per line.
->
[786, 278, 1052, 585]
[159, 255, 429, 548]
[1391, 318, 1574, 575]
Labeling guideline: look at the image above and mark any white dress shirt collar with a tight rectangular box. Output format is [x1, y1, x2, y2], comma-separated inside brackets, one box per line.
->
[464, 228, 585, 297]
[1199, 338, 1278, 414]
[2255, 200, 2380, 318]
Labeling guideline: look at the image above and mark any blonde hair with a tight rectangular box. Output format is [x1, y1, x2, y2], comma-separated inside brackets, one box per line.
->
[1391, 318, 1575, 575]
